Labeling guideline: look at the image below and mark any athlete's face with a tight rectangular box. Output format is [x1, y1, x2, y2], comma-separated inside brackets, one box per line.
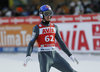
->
[44, 16, 52, 21]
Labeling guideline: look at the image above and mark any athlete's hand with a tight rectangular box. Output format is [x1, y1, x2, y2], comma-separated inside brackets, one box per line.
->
[70, 55, 79, 64]
[23, 56, 32, 67]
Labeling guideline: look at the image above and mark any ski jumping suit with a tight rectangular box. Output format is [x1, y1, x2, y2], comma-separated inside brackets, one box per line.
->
[26, 21, 77, 72]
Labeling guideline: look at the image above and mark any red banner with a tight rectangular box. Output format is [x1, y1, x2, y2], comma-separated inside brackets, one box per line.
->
[0, 13, 100, 25]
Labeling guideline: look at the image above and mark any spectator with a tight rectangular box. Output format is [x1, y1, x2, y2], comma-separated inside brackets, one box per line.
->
[32, 4, 40, 16]
[91, 0, 100, 13]
[21, 9, 30, 16]
[74, 1, 84, 15]
[0, 8, 3, 17]
[21, 5, 31, 16]
[55, 3, 69, 15]
[85, 4, 94, 14]
[2, 7, 8, 16]
[69, 2, 76, 15]
[15, 6, 24, 16]
[5, 8, 12, 17]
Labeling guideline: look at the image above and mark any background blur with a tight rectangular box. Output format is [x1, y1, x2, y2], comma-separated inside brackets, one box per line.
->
[0, 0, 100, 72]
[0, 0, 100, 17]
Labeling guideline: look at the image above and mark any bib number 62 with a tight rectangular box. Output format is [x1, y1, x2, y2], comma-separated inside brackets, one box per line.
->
[45, 35, 54, 42]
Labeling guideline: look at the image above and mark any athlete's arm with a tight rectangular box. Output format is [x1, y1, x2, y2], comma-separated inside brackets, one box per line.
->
[55, 25, 72, 57]
[26, 25, 39, 56]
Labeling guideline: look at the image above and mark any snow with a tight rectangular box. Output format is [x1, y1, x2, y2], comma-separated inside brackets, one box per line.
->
[0, 52, 100, 72]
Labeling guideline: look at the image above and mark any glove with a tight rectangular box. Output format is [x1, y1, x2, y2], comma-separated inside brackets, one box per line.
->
[70, 55, 79, 64]
[23, 56, 32, 67]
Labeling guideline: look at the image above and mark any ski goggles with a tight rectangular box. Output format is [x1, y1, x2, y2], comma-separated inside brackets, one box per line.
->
[43, 10, 53, 16]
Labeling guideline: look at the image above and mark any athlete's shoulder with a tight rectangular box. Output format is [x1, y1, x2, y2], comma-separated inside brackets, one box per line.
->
[33, 25, 39, 29]
[53, 24, 57, 27]
[33, 25, 39, 32]
[53, 24, 58, 30]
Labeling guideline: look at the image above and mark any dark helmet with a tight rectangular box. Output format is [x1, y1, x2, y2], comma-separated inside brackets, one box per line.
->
[39, 5, 53, 19]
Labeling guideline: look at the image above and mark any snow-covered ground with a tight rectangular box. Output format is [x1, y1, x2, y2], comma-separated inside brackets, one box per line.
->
[0, 52, 100, 72]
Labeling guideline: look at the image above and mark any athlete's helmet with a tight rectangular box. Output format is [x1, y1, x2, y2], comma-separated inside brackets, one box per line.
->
[39, 5, 53, 19]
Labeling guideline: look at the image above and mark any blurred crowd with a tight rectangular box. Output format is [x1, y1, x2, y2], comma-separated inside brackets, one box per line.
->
[55, 0, 100, 15]
[0, 0, 100, 17]
[0, 4, 40, 17]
